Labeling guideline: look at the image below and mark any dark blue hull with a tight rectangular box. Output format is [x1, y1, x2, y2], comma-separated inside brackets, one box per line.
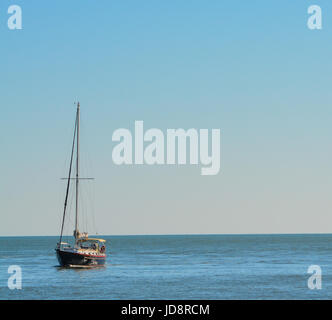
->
[56, 249, 106, 267]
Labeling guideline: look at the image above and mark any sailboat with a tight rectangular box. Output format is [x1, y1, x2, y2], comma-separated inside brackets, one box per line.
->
[55, 102, 106, 267]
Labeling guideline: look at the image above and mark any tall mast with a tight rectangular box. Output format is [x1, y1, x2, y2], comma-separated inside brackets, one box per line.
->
[58, 111, 77, 246]
[75, 102, 80, 241]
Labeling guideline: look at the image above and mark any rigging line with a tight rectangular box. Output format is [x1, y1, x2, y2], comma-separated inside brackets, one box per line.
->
[59, 111, 78, 245]
[88, 180, 97, 235]
[65, 180, 75, 237]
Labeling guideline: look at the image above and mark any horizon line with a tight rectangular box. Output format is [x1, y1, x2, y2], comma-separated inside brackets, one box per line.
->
[1, 232, 331, 238]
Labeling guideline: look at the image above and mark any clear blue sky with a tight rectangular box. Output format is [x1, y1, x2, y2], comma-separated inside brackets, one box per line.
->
[1, 0, 331, 236]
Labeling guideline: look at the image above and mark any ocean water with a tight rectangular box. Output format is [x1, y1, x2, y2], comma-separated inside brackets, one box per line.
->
[0, 234, 331, 300]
